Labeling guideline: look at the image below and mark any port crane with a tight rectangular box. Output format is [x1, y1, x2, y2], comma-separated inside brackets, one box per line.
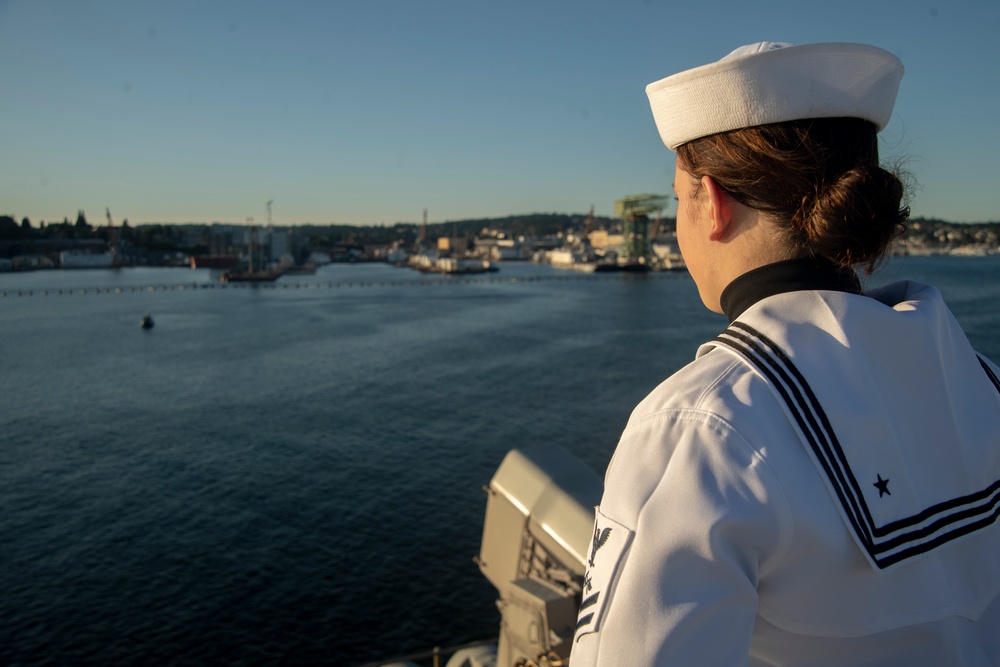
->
[615, 194, 670, 267]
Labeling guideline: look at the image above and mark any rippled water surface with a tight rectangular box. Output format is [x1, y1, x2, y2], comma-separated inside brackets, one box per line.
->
[2, 256, 998, 665]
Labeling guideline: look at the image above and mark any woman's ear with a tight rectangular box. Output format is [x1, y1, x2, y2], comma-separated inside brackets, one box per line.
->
[701, 175, 734, 242]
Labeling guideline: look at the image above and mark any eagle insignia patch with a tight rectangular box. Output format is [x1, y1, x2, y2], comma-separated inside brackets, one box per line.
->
[574, 506, 633, 644]
[589, 526, 612, 566]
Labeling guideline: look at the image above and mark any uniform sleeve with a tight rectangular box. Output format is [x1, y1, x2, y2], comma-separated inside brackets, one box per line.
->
[571, 408, 792, 667]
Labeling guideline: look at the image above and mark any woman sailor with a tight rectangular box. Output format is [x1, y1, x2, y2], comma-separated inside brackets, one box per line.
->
[570, 42, 1000, 666]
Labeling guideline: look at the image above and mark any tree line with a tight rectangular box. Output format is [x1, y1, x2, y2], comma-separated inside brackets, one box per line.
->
[2, 210, 998, 253]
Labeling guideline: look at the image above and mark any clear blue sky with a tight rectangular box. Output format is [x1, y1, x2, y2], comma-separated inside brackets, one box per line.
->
[1, 0, 998, 227]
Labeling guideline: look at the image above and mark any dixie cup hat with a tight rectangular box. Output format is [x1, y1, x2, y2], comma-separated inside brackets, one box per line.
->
[645, 42, 904, 150]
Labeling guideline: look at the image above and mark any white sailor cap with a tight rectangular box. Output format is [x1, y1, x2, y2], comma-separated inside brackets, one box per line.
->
[645, 42, 904, 150]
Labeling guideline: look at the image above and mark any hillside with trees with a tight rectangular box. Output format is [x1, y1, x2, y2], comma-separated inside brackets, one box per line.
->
[1, 211, 998, 267]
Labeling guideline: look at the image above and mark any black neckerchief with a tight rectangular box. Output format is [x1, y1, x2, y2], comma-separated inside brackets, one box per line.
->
[719, 256, 862, 323]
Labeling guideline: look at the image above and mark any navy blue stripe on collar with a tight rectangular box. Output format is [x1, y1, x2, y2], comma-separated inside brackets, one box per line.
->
[713, 321, 1000, 570]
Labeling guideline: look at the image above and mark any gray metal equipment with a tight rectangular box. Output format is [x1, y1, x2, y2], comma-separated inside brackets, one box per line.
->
[476, 446, 602, 666]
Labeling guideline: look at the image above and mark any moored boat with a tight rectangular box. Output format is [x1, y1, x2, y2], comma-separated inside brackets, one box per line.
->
[219, 268, 284, 283]
[190, 255, 240, 269]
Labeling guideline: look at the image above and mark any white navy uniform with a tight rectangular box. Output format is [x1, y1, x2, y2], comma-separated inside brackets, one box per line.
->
[571, 258, 1000, 666]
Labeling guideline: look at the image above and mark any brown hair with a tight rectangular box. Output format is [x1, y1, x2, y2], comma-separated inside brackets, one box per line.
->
[675, 117, 909, 272]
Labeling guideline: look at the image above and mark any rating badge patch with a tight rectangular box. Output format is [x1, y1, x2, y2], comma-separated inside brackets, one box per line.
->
[574, 506, 633, 642]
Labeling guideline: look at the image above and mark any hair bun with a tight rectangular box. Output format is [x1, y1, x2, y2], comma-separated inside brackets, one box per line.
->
[806, 165, 908, 269]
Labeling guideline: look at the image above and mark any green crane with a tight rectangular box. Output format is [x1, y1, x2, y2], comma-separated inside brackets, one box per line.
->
[615, 194, 670, 268]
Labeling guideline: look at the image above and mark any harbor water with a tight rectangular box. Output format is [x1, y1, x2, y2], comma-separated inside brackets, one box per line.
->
[2, 256, 1000, 666]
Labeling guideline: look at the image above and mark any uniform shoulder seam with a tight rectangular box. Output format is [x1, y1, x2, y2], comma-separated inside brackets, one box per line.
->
[623, 406, 796, 570]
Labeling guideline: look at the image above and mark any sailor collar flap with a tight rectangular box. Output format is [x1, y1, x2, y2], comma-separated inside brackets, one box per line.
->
[701, 282, 1000, 572]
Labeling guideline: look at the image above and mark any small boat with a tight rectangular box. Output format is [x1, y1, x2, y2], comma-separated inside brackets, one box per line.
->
[220, 268, 284, 283]
[431, 258, 498, 275]
[282, 262, 318, 275]
[140, 313, 154, 329]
